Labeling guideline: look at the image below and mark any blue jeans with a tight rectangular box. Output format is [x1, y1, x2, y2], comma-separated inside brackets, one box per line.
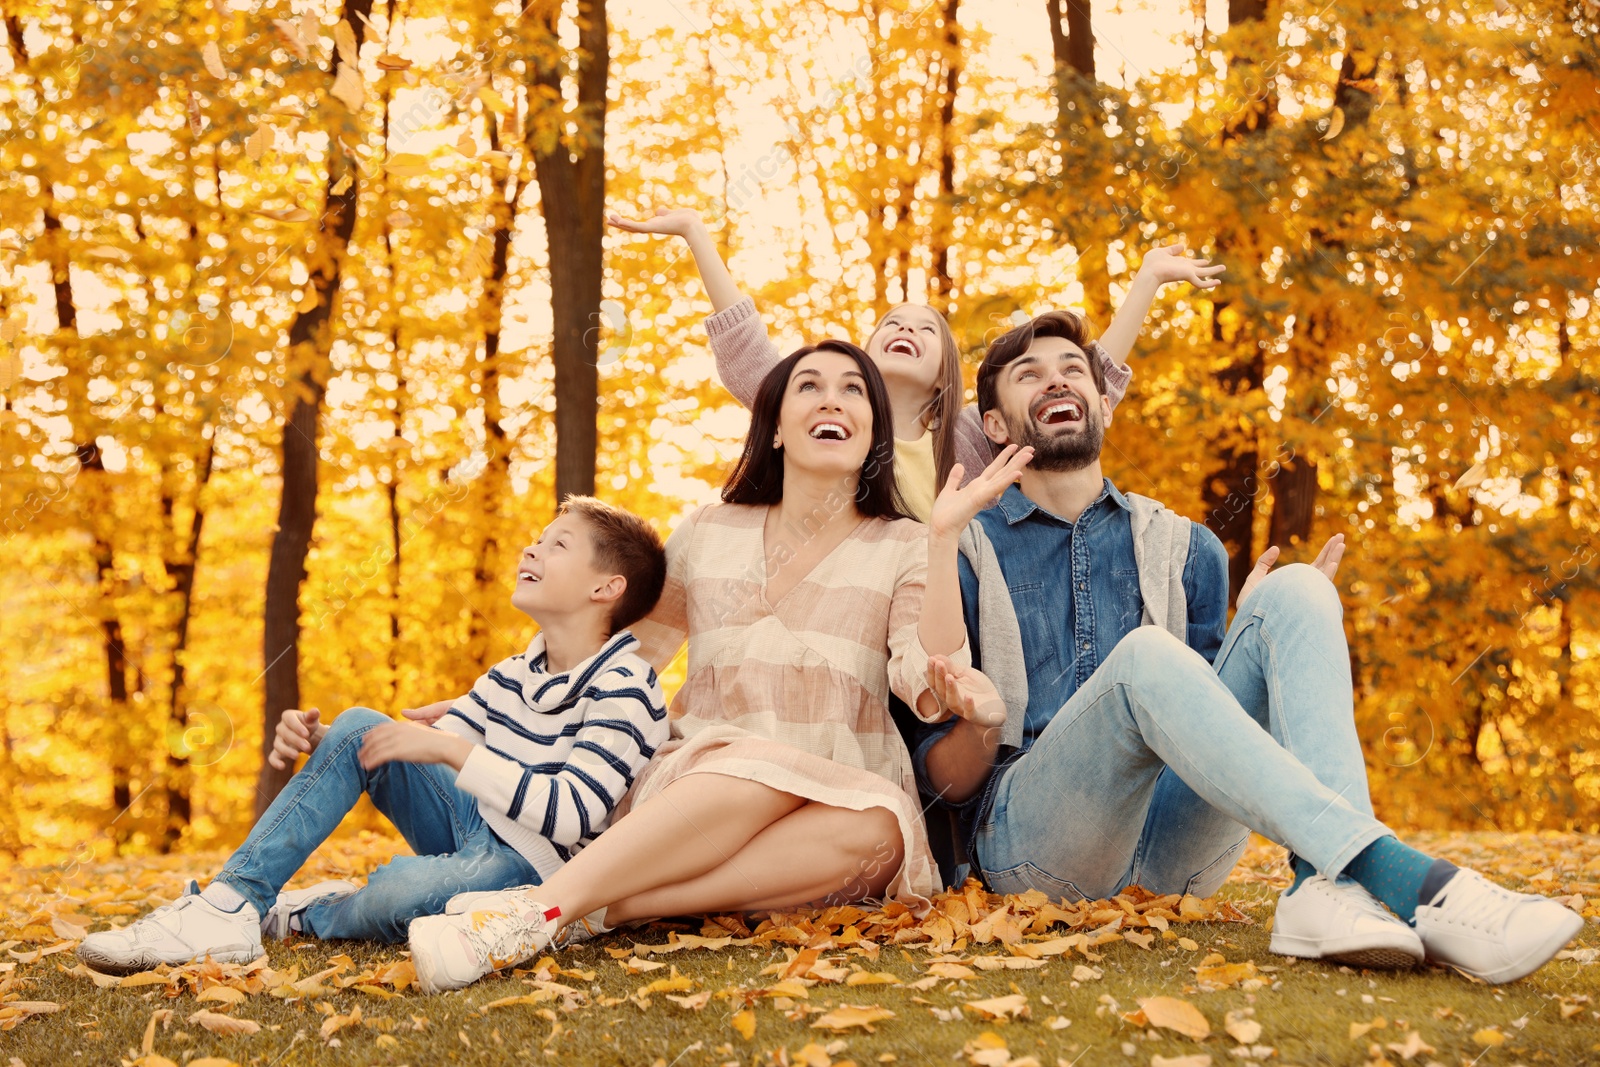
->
[975, 564, 1389, 900]
[217, 708, 540, 942]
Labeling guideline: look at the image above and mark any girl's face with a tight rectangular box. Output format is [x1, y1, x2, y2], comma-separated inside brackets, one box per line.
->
[774, 349, 875, 478]
[866, 304, 945, 396]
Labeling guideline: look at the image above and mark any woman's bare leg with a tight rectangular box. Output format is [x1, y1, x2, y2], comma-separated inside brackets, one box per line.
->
[535, 773, 805, 922]
[604, 802, 904, 923]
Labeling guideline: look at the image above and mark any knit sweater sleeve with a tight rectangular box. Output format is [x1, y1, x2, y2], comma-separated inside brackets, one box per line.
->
[454, 665, 669, 848]
[704, 296, 783, 409]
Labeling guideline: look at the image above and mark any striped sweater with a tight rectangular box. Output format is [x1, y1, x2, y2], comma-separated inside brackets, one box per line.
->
[434, 630, 668, 878]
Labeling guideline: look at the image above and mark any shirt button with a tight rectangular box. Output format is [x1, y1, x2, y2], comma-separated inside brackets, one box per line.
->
[1081, 641, 1091, 651]
[1078, 582, 1087, 591]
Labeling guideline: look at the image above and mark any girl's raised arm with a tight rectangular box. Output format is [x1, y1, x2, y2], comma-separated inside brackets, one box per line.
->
[608, 208, 780, 409]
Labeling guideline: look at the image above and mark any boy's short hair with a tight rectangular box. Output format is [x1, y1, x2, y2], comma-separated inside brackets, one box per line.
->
[559, 496, 668, 634]
[977, 310, 1103, 416]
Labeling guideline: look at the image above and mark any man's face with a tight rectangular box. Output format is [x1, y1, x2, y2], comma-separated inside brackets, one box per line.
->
[982, 337, 1110, 472]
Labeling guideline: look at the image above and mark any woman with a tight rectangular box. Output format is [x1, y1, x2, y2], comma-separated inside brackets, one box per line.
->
[607, 206, 1223, 520]
[408, 341, 1026, 993]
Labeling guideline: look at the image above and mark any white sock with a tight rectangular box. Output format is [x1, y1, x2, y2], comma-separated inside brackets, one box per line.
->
[202, 880, 248, 912]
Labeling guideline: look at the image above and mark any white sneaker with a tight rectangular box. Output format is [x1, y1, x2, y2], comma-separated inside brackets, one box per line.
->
[1414, 868, 1585, 983]
[77, 887, 263, 975]
[444, 889, 612, 948]
[261, 879, 360, 940]
[1270, 874, 1424, 969]
[409, 889, 561, 994]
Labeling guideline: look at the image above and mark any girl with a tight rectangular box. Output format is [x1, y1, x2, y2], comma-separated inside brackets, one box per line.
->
[607, 207, 1222, 520]
[407, 341, 1028, 992]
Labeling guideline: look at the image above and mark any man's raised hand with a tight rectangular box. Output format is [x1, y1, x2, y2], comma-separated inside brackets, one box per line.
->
[1136, 239, 1225, 291]
[927, 655, 1007, 729]
[929, 445, 1034, 544]
[267, 707, 324, 771]
[1238, 532, 1347, 606]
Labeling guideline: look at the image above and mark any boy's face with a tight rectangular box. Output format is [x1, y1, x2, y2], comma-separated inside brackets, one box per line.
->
[510, 513, 620, 623]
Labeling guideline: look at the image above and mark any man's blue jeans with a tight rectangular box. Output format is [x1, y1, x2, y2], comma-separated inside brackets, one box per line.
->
[216, 708, 540, 942]
[975, 564, 1388, 900]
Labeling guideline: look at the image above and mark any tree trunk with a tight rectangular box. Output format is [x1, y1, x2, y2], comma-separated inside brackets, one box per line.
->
[1046, 0, 1110, 330]
[527, 0, 607, 504]
[257, 0, 373, 817]
[930, 0, 961, 316]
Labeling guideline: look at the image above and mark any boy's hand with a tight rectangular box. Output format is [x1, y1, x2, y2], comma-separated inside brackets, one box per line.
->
[268, 707, 327, 770]
[927, 656, 1007, 728]
[1135, 239, 1225, 291]
[358, 721, 474, 773]
[607, 207, 704, 239]
[401, 699, 455, 727]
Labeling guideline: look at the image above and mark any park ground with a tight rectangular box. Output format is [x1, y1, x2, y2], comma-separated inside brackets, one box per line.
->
[1, 831, 1597, 1067]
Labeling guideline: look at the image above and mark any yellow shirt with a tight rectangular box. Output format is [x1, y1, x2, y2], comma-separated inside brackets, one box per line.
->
[893, 432, 937, 523]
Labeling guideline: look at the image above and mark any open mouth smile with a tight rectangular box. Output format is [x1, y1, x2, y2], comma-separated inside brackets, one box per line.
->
[808, 420, 852, 441]
[1034, 394, 1086, 426]
[884, 337, 921, 360]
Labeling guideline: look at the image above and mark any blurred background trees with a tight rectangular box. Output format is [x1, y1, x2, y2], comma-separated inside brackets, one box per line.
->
[0, 0, 1595, 859]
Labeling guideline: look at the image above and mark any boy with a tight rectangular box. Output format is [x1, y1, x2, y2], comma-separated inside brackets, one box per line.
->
[77, 497, 670, 973]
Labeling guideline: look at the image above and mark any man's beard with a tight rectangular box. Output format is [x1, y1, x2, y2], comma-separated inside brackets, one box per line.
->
[1005, 398, 1104, 472]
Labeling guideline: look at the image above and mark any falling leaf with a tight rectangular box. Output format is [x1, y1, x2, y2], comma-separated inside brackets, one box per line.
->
[330, 64, 366, 112]
[811, 1005, 895, 1032]
[271, 19, 309, 62]
[187, 1009, 260, 1036]
[1321, 106, 1345, 140]
[84, 246, 131, 263]
[334, 20, 359, 66]
[330, 174, 354, 196]
[730, 1008, 756, 1040]
[202, 41, 227, 79]
[964, 994, 1029, 1021]
[245, 124, 273, 161]
[252, 207, 313, 222]
[1455, 462, 1488, 490]
[384, 153, 431, 177]
[478, 86, 512, 114]
[1139, 996, 1210, 1040]
[186, 91, 204, 136]
[376, 52, 412, 70]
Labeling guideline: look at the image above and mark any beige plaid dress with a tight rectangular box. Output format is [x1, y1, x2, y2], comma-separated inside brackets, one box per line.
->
[626, 502, 970, 911]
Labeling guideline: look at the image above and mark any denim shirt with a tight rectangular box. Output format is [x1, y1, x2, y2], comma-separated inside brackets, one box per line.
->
[911, 481, 1229, 871]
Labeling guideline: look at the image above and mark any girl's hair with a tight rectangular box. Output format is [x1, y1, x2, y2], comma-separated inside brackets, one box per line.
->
[722, 340, 910, 521]
[870, 305, 962, 487]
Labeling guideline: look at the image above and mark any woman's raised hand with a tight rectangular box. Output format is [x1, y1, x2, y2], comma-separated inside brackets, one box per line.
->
[927, 656, 1006, 728]
[1136, 239, 1225, 291]
[607, 207, 705, 239]
[928, 445, 1034, 543]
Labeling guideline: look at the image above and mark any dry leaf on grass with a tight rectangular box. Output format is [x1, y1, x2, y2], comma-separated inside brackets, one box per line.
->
[1224, 1008, 1262, 1044]
[1150, 1056, 1212, 1067]
[730, 1008, 756, 1039]
[811, 1005, 895, 1032]
[1138, 996, 1211, 1040]
[964, 994, 1029, 1021]
[665, 991, 712, 1010]
[1387, 1030, 1437, 1060]
[187, 1009, 259, 1036]
[320, 1004, 363, 1041]
[196, 984, 246, 1006]
[1473, 1028, 1507, 1047]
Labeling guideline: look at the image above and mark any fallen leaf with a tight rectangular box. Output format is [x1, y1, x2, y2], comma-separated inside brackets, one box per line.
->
[51, 916, 88, 940]
[1150, 1056, 1212, 1067]
[187, 1009, 259, 1036]
[811, 1005, 895, 1032]
[845, 970, 901, 985]
[1386, 1029, 1437, 1061]
[1194, 959, 1258, 990]
[196, 985, 246, 1006]
[320, 1004, 362, 1041]
[964, 993, 1029, 1021]
[1139, 996, 1210, 1040]
[1473, 1028, 1507, 1047]
[730, 1008, 755, 1040]
[665, 991, 711, 1011]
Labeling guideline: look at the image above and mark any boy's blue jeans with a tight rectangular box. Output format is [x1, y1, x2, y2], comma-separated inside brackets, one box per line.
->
[975, 564, 1389, 900]
[217, 707, 540, 942]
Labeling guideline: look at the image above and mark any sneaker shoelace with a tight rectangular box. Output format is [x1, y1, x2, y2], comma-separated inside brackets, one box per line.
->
[1434, 873, 1516, 932]
[461, 896, 560, 970]
[1311, 878, 1394, 923]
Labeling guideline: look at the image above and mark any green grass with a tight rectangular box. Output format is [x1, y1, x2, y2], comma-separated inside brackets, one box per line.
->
[4, 835, 1598, 1067]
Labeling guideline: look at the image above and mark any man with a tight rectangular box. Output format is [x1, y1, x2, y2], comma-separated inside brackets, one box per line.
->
[914, 311, 1581, 984]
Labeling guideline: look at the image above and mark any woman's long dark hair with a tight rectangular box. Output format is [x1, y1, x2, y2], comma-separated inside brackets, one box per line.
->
[722, 340, 910, 521]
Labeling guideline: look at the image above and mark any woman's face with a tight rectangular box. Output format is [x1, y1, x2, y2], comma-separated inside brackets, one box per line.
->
[866, 304, 945, 396]
[774, 349, 876, 479]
